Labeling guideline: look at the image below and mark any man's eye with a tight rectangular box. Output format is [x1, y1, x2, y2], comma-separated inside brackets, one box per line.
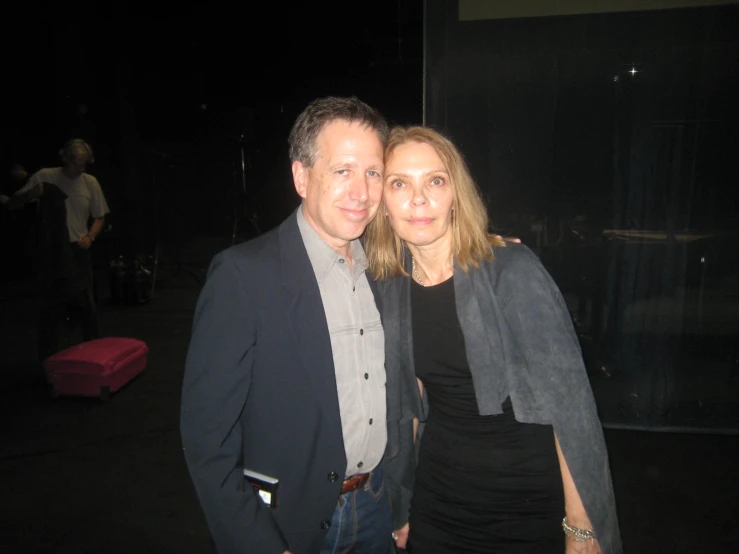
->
[337, 169, 349, 176]
[367, 170, 382, 178]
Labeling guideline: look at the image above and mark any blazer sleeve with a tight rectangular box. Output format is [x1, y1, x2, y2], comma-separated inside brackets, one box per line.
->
[499, 246, 622, 553]
[180, 250, 289, 554]
[383, 399, 418, 531]
[380, 278, 422, 531]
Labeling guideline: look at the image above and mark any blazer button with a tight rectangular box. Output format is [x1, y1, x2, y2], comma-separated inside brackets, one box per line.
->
[327, 471, 339, 482]
[320, 520, 331, 530]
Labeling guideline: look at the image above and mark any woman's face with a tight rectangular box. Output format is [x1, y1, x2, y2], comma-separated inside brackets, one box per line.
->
[383, 141, 454, 250]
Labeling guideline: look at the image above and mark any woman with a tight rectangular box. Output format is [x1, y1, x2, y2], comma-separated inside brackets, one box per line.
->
[366, 127, 621, 553]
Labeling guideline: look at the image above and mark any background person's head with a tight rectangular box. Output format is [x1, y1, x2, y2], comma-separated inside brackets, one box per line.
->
[60, 139, 94, 179]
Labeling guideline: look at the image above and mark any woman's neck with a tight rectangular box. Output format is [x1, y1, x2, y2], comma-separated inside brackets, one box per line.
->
[408, 239, 454, 286]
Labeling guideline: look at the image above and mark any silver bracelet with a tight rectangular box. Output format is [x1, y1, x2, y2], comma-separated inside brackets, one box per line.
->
[562, 517, 596, 543]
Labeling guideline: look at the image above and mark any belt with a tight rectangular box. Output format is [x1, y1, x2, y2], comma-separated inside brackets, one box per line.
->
[341, 472, 370, 494]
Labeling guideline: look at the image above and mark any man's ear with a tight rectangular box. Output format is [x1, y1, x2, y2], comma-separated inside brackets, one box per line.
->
[292, 161, 307, 199]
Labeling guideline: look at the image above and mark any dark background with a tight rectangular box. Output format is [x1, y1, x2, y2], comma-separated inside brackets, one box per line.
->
[3, 1, 739, 432]
[424, 1, 739, 431]
[3, 1, 424, 242]
[1, 2, 739, 552]
[3, 1, 738, 427]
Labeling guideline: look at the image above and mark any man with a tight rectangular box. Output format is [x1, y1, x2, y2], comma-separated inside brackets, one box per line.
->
[2, 139, 109, 360]
[181, 97, 394, 554]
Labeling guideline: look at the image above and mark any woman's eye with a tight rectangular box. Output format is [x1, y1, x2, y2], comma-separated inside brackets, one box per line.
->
[390, 180, 405, 189]
[430, 177, 445, 186]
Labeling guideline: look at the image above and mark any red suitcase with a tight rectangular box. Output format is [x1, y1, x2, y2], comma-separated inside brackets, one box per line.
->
[44, 338, 148, 400]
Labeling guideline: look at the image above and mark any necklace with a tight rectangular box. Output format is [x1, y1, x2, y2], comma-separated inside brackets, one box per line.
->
[412, 255, 454, 287]
[412, 257, 426, 286]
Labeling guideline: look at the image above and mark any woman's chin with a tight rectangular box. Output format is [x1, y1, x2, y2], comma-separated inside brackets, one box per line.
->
[401, 234, 445, 249]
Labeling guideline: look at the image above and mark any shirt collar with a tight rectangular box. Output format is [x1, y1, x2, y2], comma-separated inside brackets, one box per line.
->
[297, 206, 367, 284]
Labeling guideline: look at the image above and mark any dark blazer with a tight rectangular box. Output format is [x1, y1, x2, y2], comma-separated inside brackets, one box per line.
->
[181, 209, 368, 554]
[381, 243, 622, 553]
[37, 183, 86, 299]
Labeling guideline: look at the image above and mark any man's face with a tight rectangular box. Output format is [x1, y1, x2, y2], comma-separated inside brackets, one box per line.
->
[63, 152, 89, 179]
[293, 120, 384, 252]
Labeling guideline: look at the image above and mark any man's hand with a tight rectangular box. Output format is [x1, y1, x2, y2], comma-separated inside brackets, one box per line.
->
[493, 234, 521, 243]
[392, 523, 410, 550]
[78, 235, 93, 249]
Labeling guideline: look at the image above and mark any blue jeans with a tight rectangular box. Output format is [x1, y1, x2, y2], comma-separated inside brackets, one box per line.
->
[320, 464, 392, 554]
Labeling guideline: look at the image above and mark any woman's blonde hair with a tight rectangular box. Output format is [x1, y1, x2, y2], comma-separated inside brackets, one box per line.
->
[366, 126, 504, 280]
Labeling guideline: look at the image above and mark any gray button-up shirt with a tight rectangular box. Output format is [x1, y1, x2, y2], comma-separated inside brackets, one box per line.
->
[297, 207, 387, 477]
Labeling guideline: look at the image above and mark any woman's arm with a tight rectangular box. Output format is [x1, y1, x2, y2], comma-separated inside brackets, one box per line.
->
[393, 378, 424, 550]
[555, 433, 603, 554]
[496, 245, 621, 552]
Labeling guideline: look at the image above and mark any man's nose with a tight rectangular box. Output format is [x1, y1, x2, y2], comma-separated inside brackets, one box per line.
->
[349, 176, 369, 202]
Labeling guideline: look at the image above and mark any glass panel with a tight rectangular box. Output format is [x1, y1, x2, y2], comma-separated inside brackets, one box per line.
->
[425, 1, 739, 430]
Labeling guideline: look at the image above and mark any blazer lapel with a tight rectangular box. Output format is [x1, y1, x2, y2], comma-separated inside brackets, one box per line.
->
[277, 211, 344, 440]
[385, 256, 425, 420]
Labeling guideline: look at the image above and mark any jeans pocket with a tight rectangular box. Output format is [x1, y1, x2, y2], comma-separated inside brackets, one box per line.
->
[365, 470, 385, 502]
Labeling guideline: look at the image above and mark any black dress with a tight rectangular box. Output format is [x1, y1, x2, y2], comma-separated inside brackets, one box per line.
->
[407, 277, 565, 553]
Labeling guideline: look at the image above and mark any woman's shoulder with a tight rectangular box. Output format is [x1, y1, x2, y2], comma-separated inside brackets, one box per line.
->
[486, 242, 545, 276]
[482, 242, 563, 305]
[377, 271, 406, 292]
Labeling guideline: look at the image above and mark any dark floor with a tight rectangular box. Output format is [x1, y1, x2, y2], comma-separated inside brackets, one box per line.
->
[1, 262, 738, 554]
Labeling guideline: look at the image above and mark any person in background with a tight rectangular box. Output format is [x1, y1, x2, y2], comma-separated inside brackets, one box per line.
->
[2, 139, 109, 361]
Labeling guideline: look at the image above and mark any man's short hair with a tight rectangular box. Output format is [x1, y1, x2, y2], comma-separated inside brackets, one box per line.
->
[288, 97, 389, 168]
[60, 139, 95, 164]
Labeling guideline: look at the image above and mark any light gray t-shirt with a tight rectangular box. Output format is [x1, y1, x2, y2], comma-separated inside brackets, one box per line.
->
[19, 167, 110, 242]
[297, 207, 387, 478]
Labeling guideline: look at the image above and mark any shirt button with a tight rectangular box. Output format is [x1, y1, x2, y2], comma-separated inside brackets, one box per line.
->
[364, 373, 369, 380]
[360, 329, 364, 336]
[369, 418, 373, 425]
[338, 259, 345, 264]
[357, 461, 363, 469]
[327, 472, 339, 482]
[320, 520, 331, 530]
